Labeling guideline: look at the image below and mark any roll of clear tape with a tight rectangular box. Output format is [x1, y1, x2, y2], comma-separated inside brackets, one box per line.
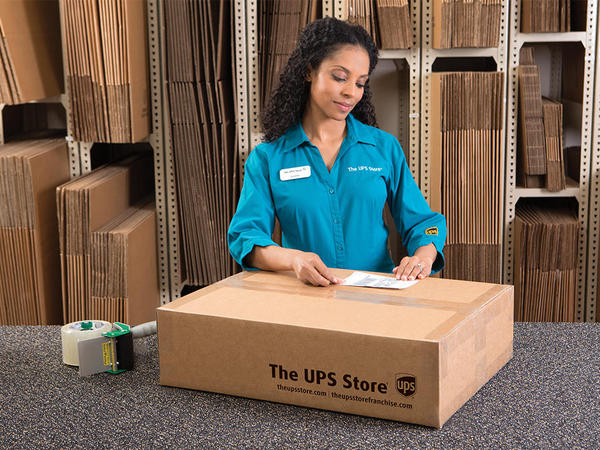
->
[61, 321, 112, 366]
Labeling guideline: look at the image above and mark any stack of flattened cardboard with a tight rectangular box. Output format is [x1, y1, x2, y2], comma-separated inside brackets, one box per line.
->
[375, 0, 411, 49]
[518, 47, 567, 190]
[56, 154, 155, 324]
[346, 0, 411, 49]
[542, 98, 565, 191]
[433, 0, 502, 49]
[430, 71, 504, 283]
[521, 0, 571, 32]
[347, 0, 377, 42]
[60, 0, 149, 142]
[0, 1, 63, 104]
[90, 199, 158, 325]
[164, 0, 239, 286]
[518, 64, 546, 180]
[259, 0, 320, 110]
[514, 200, 577, 322]
[0, 138, 69, 325]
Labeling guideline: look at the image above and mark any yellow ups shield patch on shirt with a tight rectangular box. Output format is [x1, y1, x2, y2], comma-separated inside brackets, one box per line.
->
[425, 227, 438, 236]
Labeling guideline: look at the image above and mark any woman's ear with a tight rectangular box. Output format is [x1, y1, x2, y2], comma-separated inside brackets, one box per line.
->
[305, 65, 313, 82]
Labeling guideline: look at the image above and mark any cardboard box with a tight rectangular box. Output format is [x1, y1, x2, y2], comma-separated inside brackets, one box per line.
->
[158, 269, 513, 428]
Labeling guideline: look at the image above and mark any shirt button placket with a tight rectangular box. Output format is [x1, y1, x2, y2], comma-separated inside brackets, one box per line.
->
[328, 186, 344, 267]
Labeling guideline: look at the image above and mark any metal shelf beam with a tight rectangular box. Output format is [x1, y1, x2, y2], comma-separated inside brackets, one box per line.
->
[148, 0, 181, 304]
[587, 4, 600, 322]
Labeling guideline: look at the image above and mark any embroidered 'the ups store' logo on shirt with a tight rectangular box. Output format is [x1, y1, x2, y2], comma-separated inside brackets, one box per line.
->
[425, 227, 438, 236]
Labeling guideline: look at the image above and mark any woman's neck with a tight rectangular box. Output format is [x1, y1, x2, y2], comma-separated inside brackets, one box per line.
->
[301, 106, 347, 145]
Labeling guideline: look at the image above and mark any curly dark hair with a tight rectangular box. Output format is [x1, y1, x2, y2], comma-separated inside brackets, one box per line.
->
[261, 17, 379, 142]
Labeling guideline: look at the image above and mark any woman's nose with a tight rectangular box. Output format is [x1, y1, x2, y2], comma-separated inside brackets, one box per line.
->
[341, 83, 356, 98]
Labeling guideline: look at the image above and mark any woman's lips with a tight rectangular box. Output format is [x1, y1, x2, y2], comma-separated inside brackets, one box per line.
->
[334, 101, 352, 112]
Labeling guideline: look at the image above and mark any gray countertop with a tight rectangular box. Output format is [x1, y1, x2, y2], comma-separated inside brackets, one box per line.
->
[1, 323, 599, 448]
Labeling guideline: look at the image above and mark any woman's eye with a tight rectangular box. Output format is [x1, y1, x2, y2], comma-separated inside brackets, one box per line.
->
[332, 74, 346, 82]
[356, 83, 365, 89]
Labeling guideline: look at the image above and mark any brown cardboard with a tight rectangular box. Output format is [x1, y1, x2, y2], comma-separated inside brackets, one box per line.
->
[0, 139, 69, 325]
[158, 269, 513, 428]
[0, 0, 63, 103]
[429, 72, 504, 283]
[57, 155, 153, 323]
[90, 200, 159, 325]
[124, 0, 150, 142]
[429, 73, 442, 214]
[62, 0, 149, 142]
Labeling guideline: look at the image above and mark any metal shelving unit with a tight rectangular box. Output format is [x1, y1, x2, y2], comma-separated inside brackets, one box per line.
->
[503, 0, 597, 322]
[37, 0, 600, 316]
[57, 0, 178, 305]
[587, 3, 600, 323]
[148, 0, 180, 305]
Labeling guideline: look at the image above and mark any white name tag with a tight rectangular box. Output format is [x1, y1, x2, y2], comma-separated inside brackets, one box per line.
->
[279, 165, 311, 181]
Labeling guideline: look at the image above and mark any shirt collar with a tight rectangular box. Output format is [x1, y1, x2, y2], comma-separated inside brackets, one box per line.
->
[346, 113, 376, 146]
[282, 113, 376, 152]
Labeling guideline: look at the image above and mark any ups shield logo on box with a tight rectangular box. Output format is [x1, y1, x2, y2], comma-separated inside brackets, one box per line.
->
[395, 374, 416, 397]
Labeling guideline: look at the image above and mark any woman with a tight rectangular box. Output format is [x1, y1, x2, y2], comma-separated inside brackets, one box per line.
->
[228, 17, 446, 286]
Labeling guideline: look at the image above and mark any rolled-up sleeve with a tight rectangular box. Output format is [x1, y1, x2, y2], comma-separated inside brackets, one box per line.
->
[387, 140, 447, 274]
[227, 146, 278, 270]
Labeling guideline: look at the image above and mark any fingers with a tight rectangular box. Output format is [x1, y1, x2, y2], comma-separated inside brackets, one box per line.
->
[313, 257, 343, 285]
[395, 256, 432, 281]
[293, 253, 341, 286]
[304, 266, 332, 287]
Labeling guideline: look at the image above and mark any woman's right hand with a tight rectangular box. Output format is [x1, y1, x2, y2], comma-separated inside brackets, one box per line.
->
[291, 252, 342, 287]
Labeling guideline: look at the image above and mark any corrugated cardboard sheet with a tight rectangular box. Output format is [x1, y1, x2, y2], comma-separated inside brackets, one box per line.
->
[432, 0, 502, 49]
[518, 46, 568, 190]
[60, 0, 149, 142]
[0, 138, 69, 325]
[258, 0, 320, 110]
[514, 200, 577, 322]
[56, 154, 158, 324]
[0, 0, 63, 104]
[164, 0, 240, 286]
[430, 71, 504, 283]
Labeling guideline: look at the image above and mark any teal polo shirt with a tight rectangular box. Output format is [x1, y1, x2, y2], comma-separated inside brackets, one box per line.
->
[228, 113, 446, 273]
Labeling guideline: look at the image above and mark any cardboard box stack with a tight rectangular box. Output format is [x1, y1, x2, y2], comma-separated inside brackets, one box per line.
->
[432, 0, 502, 49]
[430, 71, 504, 283]
[0, 138, 69, 325]
[518, 47, 546, 185]
[60, 0, 150, 142]
[518, 46, 567, 190]
[345, 0, 411, 50]
[90, 199, 158, 325]
[521, 0, 571, 33]
[514, 200, 578, 322]
[374, 0, 411, 49]
[164, 0, 239, 286]
[542, 98, 565, 191]
[259, 0, 320, 109]
[158, 270, 514, 428]
[56, 154, 157, 324]
[0, 1, 63, 104]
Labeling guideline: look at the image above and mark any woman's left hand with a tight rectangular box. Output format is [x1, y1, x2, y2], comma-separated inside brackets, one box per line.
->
[393, 243, 437, 281]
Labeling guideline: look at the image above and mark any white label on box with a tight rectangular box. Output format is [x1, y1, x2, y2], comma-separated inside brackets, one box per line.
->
[280, 165, 311, 181]
[342, 271, 418, 289]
